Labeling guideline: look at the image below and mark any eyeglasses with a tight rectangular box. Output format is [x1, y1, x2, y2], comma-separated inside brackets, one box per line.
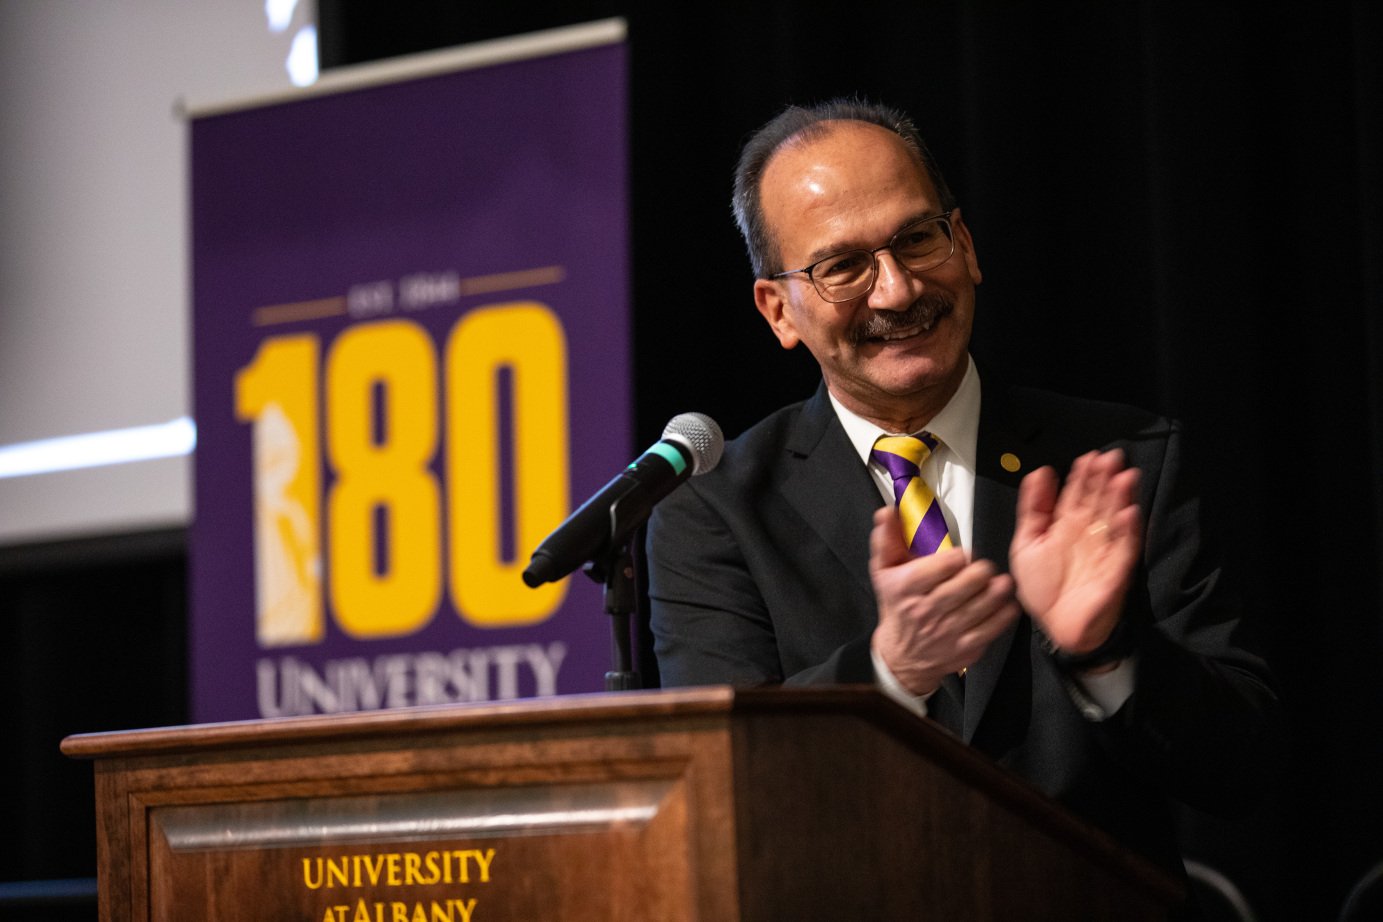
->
[771, 212, 956, 303]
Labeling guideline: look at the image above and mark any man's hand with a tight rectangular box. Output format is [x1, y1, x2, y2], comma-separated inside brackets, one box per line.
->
[869, 506, 1020, 695]
[1010, 450, 1142, 655]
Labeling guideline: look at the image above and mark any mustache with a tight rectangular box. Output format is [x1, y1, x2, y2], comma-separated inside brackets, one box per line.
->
[849, 293, 954, 345]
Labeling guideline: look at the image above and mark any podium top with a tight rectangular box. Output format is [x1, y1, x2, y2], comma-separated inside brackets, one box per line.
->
[61, 685, 918, 760]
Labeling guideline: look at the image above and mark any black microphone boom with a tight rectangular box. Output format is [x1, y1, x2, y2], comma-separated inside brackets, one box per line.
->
[521, 413, 723, 587]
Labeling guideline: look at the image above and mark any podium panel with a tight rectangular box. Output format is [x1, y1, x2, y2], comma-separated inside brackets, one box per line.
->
[63, 687, 1181, 921]
[146, 781, 695, 920]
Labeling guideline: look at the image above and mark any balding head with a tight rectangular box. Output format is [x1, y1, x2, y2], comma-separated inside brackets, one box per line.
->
[732, 99, 958, 278]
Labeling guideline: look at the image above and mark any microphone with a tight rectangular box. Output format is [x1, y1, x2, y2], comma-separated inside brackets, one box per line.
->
[522, 413, 724, 587]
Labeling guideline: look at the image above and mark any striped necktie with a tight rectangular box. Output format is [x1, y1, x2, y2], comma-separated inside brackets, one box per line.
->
[871, 434, 954, 556]
[872, 433, 968, 711]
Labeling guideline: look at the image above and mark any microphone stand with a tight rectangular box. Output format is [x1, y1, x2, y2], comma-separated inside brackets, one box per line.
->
[583, 483, 651, 691]
[583, 542, 639, 691]
[576, 451, 697, 690]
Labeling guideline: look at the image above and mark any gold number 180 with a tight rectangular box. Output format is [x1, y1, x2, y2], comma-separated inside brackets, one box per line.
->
[235, 301, 571, 646]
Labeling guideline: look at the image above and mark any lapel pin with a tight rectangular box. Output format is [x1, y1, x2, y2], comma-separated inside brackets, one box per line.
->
[1000, 452, 1022, 473]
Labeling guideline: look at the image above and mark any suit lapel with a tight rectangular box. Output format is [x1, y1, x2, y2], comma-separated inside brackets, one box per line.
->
[963, 382, 1036, 740]
[777, 383, 883, 600]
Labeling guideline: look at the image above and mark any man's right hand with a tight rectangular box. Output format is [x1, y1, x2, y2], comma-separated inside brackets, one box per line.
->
[868, 506, 1020, 695]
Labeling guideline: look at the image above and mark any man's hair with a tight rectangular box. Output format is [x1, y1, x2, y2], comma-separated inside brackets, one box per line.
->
[731, 98, 958, 279]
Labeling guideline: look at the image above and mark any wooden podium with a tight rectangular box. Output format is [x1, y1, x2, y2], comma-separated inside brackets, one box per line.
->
[62, 686, 1181, 921]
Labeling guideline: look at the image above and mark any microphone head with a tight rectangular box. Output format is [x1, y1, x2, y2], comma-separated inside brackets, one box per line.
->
[662, 412, 724, 476]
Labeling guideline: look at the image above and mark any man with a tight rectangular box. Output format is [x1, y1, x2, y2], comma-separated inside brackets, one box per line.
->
[645, 99, 1279, 878]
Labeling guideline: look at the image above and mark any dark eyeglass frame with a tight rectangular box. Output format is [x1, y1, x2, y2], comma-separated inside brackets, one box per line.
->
[769, 211, 957, 303]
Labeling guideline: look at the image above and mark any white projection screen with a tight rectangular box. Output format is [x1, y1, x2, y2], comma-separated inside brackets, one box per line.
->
[0, 0, 312, 545]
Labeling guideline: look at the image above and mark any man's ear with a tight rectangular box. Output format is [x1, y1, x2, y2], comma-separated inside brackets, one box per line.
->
[754, 278, 801, 349]
[951, 207, 983, 286]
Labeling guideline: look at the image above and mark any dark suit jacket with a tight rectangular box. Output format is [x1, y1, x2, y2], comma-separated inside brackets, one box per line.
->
[646, 379, 1279, 874]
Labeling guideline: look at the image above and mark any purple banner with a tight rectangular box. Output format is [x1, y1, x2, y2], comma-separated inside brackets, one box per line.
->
[190, 36, 629, 723]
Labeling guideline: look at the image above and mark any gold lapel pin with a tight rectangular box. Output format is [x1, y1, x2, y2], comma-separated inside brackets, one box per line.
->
[999, 452, 1022, 473]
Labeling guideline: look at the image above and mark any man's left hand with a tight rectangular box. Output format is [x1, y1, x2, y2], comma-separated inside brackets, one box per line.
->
[1009, 449, 1142, 654]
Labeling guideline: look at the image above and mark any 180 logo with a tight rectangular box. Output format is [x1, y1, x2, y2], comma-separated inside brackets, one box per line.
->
[235, 302, 569, 647]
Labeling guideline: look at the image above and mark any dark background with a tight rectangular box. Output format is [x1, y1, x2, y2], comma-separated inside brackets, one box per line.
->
[3, 2, 1380, 919]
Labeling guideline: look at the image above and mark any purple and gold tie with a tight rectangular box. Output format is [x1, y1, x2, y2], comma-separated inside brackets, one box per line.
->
[873, 433, 967, 710]
[871, 434, 954, 556]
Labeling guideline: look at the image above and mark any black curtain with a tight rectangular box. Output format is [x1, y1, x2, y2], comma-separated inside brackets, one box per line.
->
[0, 532, 187, 893]
[322, 3, 1383, 915]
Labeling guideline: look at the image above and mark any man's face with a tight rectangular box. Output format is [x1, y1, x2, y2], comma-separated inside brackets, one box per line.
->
[753, 121, 982, 429]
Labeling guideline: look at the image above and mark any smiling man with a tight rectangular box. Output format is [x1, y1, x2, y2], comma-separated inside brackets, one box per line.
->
[754, 115, 979, 432]
[645, 99, 1279, 883]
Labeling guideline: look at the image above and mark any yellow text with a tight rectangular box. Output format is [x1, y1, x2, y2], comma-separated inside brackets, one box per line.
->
[303, 849, 495, 889]
[320, 898, 477, 922]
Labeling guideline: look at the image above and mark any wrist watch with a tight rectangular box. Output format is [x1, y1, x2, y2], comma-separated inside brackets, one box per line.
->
[1039, 618, 1136, 673]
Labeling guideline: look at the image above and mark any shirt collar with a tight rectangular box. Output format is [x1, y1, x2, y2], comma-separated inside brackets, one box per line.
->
[828, 355, 981, 470]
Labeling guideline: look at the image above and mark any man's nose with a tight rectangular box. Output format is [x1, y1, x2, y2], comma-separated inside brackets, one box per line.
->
[866, 250, 917, 311]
